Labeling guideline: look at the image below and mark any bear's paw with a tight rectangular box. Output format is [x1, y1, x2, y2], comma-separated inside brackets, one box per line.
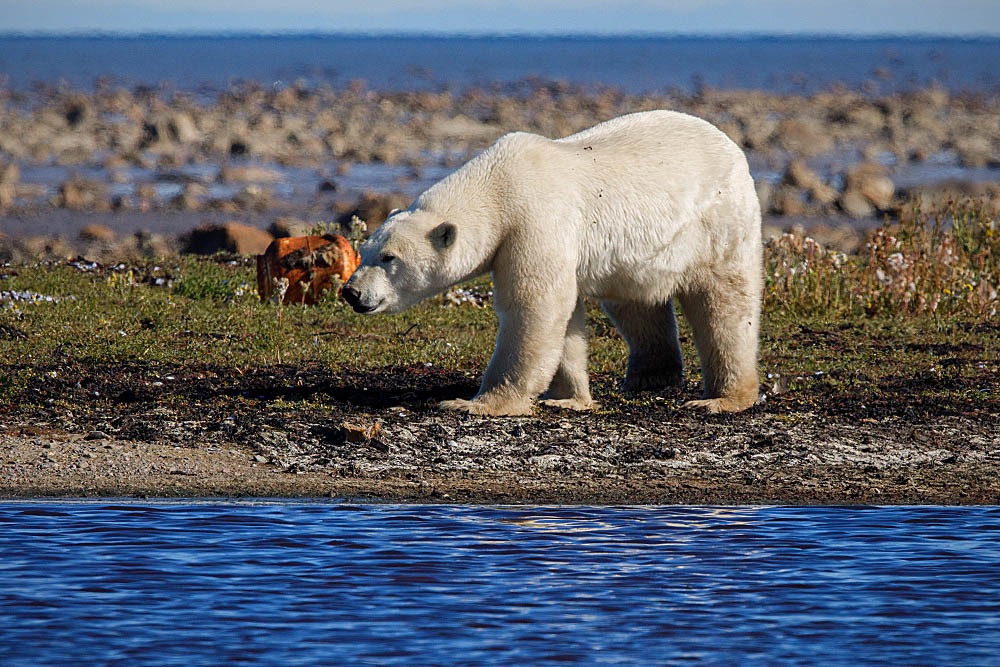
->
[539, 397, 600, 412]
[438, 397, 533, 417]
[682, 395, 758, 414]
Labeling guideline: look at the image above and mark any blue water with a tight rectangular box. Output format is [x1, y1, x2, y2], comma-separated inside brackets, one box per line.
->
[1, 34, 999, 93]
[2, 503, 999, 665]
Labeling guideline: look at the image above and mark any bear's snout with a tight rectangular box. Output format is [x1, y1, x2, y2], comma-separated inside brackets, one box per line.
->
[341, 284, 381, 313]
[341, 285, 364, 311]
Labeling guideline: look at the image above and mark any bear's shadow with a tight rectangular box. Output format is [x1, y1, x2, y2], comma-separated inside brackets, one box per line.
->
[218, 365, 479, 410]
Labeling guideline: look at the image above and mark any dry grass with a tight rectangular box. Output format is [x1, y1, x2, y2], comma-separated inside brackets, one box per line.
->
[766, 199, 998, 320]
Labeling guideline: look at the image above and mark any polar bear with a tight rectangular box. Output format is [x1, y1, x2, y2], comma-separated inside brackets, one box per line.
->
[341, 110, 762, 416]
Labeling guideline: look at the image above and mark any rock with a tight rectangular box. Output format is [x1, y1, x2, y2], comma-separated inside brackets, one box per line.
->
[230, 185, 271, 211]
[775, 118, 835, 157]
[342, 421, 381, 443]
[104, 154, 129, 170]
[783, 160, 822, 190]
[55, 178, 108, 210]
[169, 183, 207, 211]
[716, 121, 744, 146]
[318, 179, 338, 192]
[754, 180, 774, 213]
[219, 165, 284, 183]
[143, 112, 201, 148]
[839, 189, 876, 218]
[802, 223, 862, 253]
[953, 135, 997, 168]
[862, 177, 895, 210]
[132, 231, 175, 259]
[135, 183, 158, 203]
[84, 430, 108, 440]
[740, 116, 777, 150]
[0, 183, 14, 209]
[428, 114, 501, 142]
[809, 182, 838, 207]
[156, 151, 185, 169]
[8, 237, 42, 262]
[783, 160, 838, 207]
[846, 162, 895, 210]
[772, 186, 807, 216]
[110, 195, 133, 211]
[181, 222, 274, 256]
[913, 86, 949, 109]
[79, 224, 116, 243]
[169, 112, 200, 144]
[207, 199, 241, 214]
[0, 163, 19, 186]
[268, 217, 316, 238]
[336, 191, 411, 232]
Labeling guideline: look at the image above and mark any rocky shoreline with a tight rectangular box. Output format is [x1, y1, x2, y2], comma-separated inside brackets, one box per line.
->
[2, 410, 997, 504]
[2, 354, 997, 504]
[2, 81, 999, 264]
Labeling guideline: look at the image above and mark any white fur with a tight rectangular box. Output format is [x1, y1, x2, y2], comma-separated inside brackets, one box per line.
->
[343, 110, 762, 416]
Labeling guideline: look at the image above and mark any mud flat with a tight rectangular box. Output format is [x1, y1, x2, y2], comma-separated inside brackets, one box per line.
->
[1, 389, 997, 504]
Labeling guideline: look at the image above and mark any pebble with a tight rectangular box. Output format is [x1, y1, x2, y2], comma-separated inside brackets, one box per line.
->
[84, 431, 108, 440]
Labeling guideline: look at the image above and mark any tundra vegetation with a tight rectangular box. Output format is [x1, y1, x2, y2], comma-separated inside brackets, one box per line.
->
[1, 200, 997, 507]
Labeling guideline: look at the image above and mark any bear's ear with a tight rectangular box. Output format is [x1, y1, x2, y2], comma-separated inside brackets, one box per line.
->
[429, 222, 457, 250]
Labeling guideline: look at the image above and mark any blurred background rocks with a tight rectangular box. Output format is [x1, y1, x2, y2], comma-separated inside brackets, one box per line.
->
[1, 81, 997, 262]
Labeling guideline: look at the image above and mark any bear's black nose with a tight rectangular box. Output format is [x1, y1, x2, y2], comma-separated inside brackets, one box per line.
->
[341, 285, 361, 308]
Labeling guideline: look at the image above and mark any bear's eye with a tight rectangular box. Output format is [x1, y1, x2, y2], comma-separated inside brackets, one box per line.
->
[381, 254, 396, 264]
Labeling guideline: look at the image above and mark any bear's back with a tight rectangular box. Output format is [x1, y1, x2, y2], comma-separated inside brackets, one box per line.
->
[555, 110, 744, 172]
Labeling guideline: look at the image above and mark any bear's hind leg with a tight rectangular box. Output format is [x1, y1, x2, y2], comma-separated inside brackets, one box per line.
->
[677, 279, 760, 413]
[541, 297, 597, 411]
[602, 299, 684, 393]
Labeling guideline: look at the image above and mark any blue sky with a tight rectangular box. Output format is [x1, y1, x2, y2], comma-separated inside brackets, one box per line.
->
[1, 0, 998, 35]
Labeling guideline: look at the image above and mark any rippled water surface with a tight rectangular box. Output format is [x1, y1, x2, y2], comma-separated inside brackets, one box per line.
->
[2, 503, 999, 664]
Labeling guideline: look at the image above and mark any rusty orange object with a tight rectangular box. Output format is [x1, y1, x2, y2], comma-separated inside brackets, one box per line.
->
[256, 234, 360, 305]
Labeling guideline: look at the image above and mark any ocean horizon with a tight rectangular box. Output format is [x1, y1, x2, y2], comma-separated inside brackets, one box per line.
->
[2, 32, 999, 94]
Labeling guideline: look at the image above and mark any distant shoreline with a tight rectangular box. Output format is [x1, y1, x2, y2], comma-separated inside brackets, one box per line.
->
[2, 33, 998, 94]
[2, 31, 1000, 40]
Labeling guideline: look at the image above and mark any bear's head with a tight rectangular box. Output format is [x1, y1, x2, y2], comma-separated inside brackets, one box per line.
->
[342, 209, 460, 314]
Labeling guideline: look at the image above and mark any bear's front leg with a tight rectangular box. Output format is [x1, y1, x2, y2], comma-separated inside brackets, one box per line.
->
[439, 283, 576, 417]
